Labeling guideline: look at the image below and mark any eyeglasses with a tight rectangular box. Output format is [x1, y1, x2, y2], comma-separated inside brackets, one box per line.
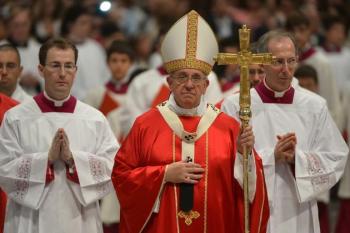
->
[171, 74, 207, 84]
[45, 62, 77, 73]
[271, 57, 297, 68]
[0, 62, 19, 71]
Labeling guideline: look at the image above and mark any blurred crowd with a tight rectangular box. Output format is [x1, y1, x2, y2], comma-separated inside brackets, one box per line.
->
[1, 0, 350, 232]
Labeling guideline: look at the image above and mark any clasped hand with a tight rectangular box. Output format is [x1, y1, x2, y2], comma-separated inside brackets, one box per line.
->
[48, 128, 73, 165]
[274, 132, 296, 164]
[165, 161, 205, 184]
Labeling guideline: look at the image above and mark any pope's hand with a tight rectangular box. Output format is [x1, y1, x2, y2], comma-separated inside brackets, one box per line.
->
[164, 161, 204, 184]
[237, 125, 255, 155]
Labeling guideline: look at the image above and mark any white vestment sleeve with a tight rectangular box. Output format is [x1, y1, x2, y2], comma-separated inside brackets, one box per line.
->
[68, 117, 119, 206]
[234, 151, 257, 202]
[294, 105, 348, 202]
[0, 115, 49, 209]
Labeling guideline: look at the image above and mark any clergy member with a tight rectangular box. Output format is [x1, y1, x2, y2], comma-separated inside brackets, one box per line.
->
[0, 91, 18, 233]
[222, 30, 349, 233]
[0, 44, 32, 102]
[112, 10, 269, 233]
[0, 38, 119, 233]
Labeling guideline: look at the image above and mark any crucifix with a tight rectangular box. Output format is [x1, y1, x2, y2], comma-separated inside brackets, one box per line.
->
[214, 25, 274, 233]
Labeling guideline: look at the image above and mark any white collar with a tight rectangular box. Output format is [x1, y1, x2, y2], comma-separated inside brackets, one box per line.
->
[44, 91, 71, 107]
[167, 93, 207, 116]
[263, 78, 291, 98]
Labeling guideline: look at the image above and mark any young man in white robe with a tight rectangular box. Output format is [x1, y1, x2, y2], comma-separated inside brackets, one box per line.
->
[0, 38, 119, 233]
[221, 30, 349, 233]
[0, 44, 32, 103]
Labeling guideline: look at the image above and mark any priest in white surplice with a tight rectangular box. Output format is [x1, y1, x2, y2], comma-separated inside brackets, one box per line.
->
[0, 44, 32, 103]
[0, 38, 119, 233]
[221, 31, 349, 233]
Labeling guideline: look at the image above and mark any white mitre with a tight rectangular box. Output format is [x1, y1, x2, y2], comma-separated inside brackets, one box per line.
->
[161, 10, 218, 75]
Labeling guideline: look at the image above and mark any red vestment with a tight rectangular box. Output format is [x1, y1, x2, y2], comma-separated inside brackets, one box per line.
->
[0, 93, 18, 233]
[112, 108, 269, 233]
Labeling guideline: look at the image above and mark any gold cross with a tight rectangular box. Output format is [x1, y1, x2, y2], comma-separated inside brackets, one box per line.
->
[178, 210, 200, 226]
[215, 25, 274, 126]
[214, 25, 274, 233]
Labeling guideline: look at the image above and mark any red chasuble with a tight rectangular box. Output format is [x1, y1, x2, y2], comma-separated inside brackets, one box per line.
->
[0, 94, 18, 233]
[112, 108, 269, 233]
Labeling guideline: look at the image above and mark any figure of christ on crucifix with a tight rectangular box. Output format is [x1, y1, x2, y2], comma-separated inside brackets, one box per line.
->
[215, 25, 275, 233]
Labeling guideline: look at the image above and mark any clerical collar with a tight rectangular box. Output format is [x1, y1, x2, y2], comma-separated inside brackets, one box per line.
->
[44, 91, 71, 107]
[34, 92, 77, 113]
[255, 79, 294, 104]
[106, 65, 136, 94]
[299, 45, 316, 62]
[7, 37, 28, 48]
[322, 44, 341, 53]
[167, 94, 207, 116]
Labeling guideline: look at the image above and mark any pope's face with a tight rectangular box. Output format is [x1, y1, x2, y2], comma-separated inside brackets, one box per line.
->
[167, 69, 209, 109]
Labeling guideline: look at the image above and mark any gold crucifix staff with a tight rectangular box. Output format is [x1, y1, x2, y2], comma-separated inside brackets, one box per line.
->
[214, 25, 274, 233]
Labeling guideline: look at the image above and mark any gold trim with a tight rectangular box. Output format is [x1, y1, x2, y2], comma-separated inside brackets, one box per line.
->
[204, 132, 208, 233]
[178, 210, 200, 225]
[173, 133, 180, 233]
[186, 10, 198, 60]
[164, 59, 212, 75]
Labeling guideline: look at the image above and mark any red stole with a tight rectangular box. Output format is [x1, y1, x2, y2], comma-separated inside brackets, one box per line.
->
[0, 94, 18, 233]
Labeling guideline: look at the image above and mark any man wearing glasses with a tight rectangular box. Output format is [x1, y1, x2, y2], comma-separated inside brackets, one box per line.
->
[0, 38, 119, 233]
[113, 10, 269, 233]
[222, 30, 349, 233]
[0, 44, 31, 102]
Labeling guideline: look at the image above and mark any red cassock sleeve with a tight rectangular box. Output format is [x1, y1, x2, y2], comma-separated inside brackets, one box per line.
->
[112, 120, 166, 233]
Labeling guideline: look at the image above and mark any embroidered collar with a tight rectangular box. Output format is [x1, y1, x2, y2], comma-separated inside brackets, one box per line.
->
[255, 79, 294, 104]
[34, 92, 77, 113]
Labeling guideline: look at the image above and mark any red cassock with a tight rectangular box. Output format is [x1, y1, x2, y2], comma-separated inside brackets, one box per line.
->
[112, 108, 269, 233]
[0, 93, 18, 233]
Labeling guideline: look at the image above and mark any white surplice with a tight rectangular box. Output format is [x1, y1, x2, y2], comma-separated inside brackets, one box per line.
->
[11, 85, 32, 103]
[0, 95, 119, 233]
[221, 78, 349, 233]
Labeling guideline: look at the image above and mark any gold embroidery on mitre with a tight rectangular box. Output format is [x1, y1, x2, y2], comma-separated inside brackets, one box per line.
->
[163, 10, 213, 75]
[164, 59, 212, 76]
[178, 210, 200, 226]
